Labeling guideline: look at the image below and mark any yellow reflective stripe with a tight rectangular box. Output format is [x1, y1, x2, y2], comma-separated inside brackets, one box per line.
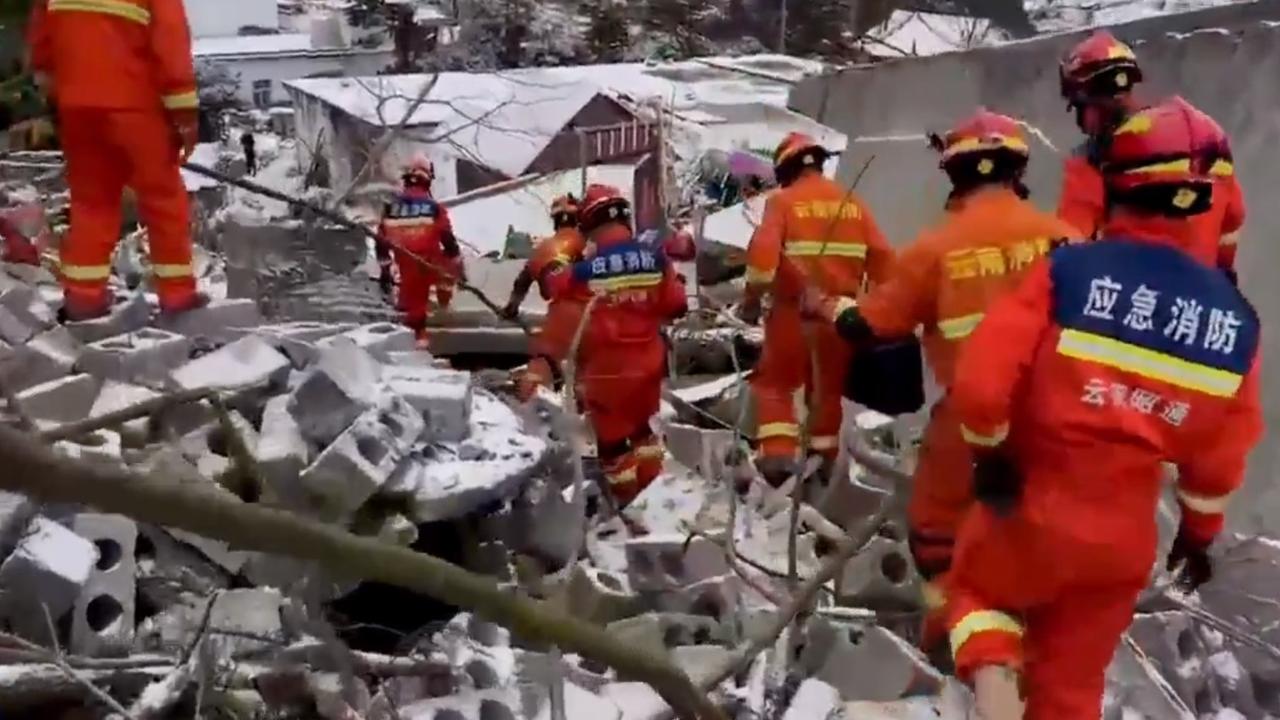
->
[960, 422, 1008, 448]
[1210, 159, 1234, 177]
[607, 468, 638, 486]
[162, 91, 199, 110]
[49, 0, 150, 24]
[1178, 488, 1233, 514]
[745, 266, 776, 285]
[809, 435, 839, 451]
[61, 264, 112, 281]
[1220, 231, 1240, 248]
[1057, 328, 1243, 398]
[152, 263, 193, 279]
[923, 581, 947, 611]
[588, 272, 662, 292]
[943, 135, 1028, 158]
[785, 241, 868, 258]
[1124, 158, 1191, 175]
[757, 422, 800, 439]
[383, 217, 435, 228]
[938, 312, 984, 340]
[950, 610, 1023, 656]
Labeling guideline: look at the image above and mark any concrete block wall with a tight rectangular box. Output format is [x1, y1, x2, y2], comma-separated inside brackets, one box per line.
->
[790, 3, 1280, 535]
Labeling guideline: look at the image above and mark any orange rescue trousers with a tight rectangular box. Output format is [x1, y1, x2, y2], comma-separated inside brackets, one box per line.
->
[395, 252, 456, 339]
[58, 107, 196, 316]
[908, 396, 975, 648]
[581, 342, 666, 507]
[945, 489, 1150, 720]
[753, 306, 850, 463]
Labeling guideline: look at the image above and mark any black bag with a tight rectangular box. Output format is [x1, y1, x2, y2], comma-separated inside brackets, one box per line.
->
[844, 335, 926, 416]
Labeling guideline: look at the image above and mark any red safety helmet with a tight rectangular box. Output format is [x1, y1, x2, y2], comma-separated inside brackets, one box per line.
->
[402, 153, 435, 186]
[1102, 96, 1218, 216]
[773, 132, 830, 187]
[550, 194, 580, 229]
[579, 183, 631, 234]
[933, 109, 1029, 164]
[1060, 30, 1142, 106]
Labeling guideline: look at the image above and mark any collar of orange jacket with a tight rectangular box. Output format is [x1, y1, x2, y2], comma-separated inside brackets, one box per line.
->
[945, 184, 1023, 213]
[1102, 211, 1201, 251]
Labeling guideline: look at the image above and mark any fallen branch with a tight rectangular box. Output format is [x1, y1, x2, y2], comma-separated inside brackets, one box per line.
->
[0, 427, 725, 720]
[181, 162, 534, 336]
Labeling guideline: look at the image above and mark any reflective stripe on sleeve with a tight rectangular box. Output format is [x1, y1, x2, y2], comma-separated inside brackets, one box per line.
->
[1210, 159, 1234, 177]
[634, 444, 664, 460]
[809, 435, 839, 451]
[949, 610, 1023, 657]
[745, 266, 776, 285]
[1178, 488, 1233, 514]
[162, 91, 199, 110]
[937, 312, 985, 340]
[49, 0, 151, 24]
[959, 422, 1008, 448]
[607, 467, 638, 486]
[1220, 231, 1240, 248]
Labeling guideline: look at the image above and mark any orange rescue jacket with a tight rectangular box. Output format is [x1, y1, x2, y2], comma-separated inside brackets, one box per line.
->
[745, 173, 894, 303]
[848, 188, 1082, 388]
[528, 227, 586, 300]
[27, 0, 198, 111]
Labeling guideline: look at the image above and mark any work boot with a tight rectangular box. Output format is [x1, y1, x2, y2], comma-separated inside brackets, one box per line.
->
[159, 291, 210, 316]
[755, 456, 796, 488]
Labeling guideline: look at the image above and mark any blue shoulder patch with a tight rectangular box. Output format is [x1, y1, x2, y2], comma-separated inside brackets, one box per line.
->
[571, 241, 667, 287]
[1049, 239, 1259, 374]
[388, 195, 439, 219]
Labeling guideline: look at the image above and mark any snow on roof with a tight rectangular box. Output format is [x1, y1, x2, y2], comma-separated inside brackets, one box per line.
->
[286, 72, 604, 178]
[441, 164, 638, 257]
[192, 33, 315, 58]
[862, 11, 1010, 58]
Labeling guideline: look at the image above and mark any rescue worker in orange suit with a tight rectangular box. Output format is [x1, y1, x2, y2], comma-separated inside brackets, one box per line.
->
[742, 132, 895, 486]
[807, 110, 1082, 655]
[377, 156, 463, 347]
[942, 97, 1263, 720]
[544, 185, 688, 506]
[1057, 30, 1247, 279]
[498, 195, 588, 400]
[27, 0, 205, 319]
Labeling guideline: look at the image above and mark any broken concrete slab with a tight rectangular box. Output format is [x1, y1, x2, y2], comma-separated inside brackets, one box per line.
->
[660, 422, 735, 482]
[505, 479, 584, 570]
[255, 394, 312, 509]
[170, 334, 291, 393]
[560, 562, 642, 625]
[300, 413, 403, 519]
[654, 574, 740, 624]
[288, 340, 382, 447]
[380, 365, 472, 442]
[384, 350, 436, 367]
[156, 298, 261, 344]
[87, 380, 160, 447]
[318, 322, 416, 361]
[835, 534, 918, 609]
[252, 321, 358, 367]
[0, 325, 81, 392]
[165, 528, 250, 576]
[208, 588, 286, 656]
[0, 490, 37, 559]
[0, 515, 97, 644]
[77, 327, 193, 385]
[372, 392, 427, 456]
[0, 277, 54, 331]
[69, 513, 137, 657]
[15, 373, 100, 427]
[799, 616, 943, 702]
[782, 679, 842, 720]
[533, 682, 621, 720]
[0, 304, 34, 345]
[64, 290, 151, 344]
[624, 535, 729, 593]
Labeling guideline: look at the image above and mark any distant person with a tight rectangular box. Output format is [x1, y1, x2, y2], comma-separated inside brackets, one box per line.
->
[27, 0, 205, 319]
[240, 131, 256, 175]
[377, 154, 462, 349]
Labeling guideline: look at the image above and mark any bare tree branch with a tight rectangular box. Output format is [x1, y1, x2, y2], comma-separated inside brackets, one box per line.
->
[332, 75, 442, 207]
[0, 426, 726, 720]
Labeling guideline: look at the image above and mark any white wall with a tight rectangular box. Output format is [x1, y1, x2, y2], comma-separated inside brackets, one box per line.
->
[209, 50, 394, 107]
[183, 0, 280, 37]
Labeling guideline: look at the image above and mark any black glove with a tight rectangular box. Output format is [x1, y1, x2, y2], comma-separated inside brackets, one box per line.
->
[1166, 529, 1213, 591]
[972, 449, 1021, 516]
[834, 306, 875, 345]
[378, 270, 395, 299]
